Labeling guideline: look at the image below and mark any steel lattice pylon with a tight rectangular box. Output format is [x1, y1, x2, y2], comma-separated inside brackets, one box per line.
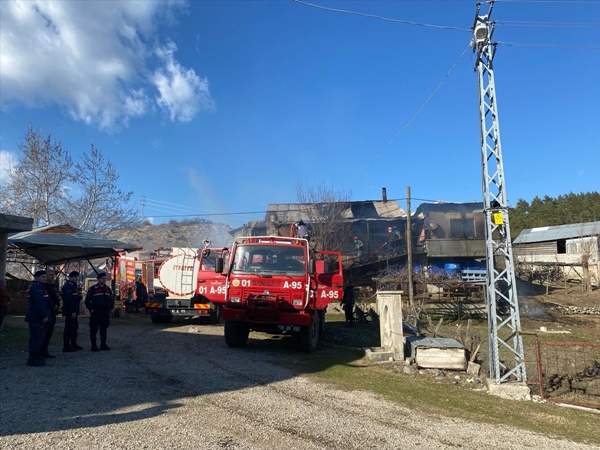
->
[472, 2, 526, 383]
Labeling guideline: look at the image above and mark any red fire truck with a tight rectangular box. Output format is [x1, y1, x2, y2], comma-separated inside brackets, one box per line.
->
[215, 236, 344, 352]
[118, 245, 227, 324]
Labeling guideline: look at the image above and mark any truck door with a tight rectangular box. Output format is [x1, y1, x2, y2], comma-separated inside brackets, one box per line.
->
[197, 249, 228, 305]
[313, 251, 344, 309]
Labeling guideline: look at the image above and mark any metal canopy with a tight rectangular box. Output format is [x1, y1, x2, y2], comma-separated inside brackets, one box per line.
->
[7, 224, 141, 265]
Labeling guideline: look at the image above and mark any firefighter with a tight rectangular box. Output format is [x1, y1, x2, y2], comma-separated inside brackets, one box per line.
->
[62, 271, 83, 352]
[341, 281, 355, 327]
[41, 268, 60, 358]
[85, 272, 114, 351]
[386, 226, 398, 256]
[353, 236, 363, 263]
[295, 220, 310, 241]
[134, 278, 148, 312]
[25, 270, 51, 366]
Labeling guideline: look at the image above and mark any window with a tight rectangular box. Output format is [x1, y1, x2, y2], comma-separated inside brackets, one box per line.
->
[450, 219, 475, 238]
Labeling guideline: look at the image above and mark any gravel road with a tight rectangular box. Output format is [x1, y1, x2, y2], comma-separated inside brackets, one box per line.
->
[0, 316, 596, 450]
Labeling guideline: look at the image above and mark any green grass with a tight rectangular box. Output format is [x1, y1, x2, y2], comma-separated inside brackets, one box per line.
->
[276, 313, 600, 446]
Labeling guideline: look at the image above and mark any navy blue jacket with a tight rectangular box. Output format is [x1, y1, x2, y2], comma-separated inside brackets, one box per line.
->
[25, 281, 50, 323]
[61, 280, 81, 316]
[85, 283, 114, 311]
[45, 282, 60, 315]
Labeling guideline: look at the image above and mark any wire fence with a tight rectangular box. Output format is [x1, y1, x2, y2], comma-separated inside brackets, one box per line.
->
[524, 335, 600, 409]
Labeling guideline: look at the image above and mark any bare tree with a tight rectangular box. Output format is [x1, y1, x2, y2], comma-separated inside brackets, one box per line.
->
[0, 126, 73, 226]
[295, 181, 353, 252]
[575, 225, 599, 292]
[67, 145, 142, 235]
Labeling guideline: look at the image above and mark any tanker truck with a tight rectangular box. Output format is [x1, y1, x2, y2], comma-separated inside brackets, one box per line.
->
[145, 246, 228, 323]
[215, 236, 343, 351]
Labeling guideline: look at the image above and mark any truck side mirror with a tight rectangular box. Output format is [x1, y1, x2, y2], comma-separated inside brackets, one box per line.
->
[308, 259, 315, 275]
[215, 257, 223, 273]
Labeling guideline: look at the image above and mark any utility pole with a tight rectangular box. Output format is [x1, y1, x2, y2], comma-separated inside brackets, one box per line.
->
[406, 186, 414, 312]
[472, 1, 526, 383]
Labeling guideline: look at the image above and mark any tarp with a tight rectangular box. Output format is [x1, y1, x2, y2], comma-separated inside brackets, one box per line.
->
[7, 223, 141, 265]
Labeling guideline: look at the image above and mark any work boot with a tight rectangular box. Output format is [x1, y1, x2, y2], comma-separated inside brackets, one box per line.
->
[100, 344, 111, 351]
[63, 346, 77, 353]
[27, 354, 46, 366]
[41, 351, 56, 358]
[91, 341, 100, 352]
[71, 341, 83, 350]
[27, 359, 46, 367]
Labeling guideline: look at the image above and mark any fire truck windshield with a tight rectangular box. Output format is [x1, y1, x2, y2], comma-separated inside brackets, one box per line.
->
[232, 244, 306, 276]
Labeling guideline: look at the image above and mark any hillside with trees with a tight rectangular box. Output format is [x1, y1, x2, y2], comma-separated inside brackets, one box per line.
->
[509, 192, 600, 239]
[109, 218, 233, 252]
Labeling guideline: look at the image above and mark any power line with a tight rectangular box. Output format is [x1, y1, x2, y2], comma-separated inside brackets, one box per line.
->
[497, 40, 600, 49]
[496, 0, 600, 4]
[346, 45, 471, 185]
[496, 20, 600, 28]
[291, 0, 471, 33]
[144, 197, 213, 213]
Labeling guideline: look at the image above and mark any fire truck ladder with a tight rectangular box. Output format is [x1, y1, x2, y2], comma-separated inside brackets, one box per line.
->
[175, 252, 197, 297]
[472, 2, 526, 383]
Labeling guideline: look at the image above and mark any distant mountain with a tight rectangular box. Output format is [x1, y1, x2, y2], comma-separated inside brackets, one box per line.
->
[109, 219, 234, 252]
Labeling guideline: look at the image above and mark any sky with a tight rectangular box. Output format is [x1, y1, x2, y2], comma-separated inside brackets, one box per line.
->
[1, 0, 599, 229]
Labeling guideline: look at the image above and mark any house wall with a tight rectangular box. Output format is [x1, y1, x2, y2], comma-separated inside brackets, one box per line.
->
[515, 236, 599, 286]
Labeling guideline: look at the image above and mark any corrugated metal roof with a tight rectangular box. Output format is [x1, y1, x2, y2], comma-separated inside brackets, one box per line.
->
[406, 337, 465, 356]
[514, 221, 600, 244]
[265, 201, 405, 223]
[8, 223, 141, 264]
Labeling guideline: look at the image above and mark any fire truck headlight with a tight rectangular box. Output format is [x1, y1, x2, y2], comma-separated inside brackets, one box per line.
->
[230, 297, 241, 303]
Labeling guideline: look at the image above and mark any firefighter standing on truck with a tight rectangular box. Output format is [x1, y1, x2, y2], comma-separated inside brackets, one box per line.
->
[85, 272, 114, 352]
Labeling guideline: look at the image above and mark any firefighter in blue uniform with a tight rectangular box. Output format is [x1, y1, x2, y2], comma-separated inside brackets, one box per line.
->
[62, 271, 83, 352]
[41, 268, 60, 358]
[25, 270, 51, 366]
[85, 272, 114, 351]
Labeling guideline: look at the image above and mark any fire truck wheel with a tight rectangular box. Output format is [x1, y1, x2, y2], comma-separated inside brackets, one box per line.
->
[298, 314, 319, 353]
[151, 314, 162, 324]
[224, 320, 250, 348]
[150, 314, 172, 324]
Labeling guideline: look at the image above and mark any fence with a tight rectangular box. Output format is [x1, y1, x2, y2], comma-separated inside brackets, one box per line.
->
[524, 335, 600, 409]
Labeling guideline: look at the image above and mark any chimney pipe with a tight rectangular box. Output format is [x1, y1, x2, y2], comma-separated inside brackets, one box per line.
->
[382, 187, 387, 202]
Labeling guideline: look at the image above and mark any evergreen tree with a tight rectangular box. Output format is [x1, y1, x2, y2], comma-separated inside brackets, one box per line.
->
[509, 192, 600, 239]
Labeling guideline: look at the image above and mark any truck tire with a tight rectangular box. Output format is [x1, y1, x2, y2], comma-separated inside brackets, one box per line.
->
[151, 314, 162, 324]
[224, 320, 250, 348]
[150, 314, 173, 324]
[298, 313, 319, 352]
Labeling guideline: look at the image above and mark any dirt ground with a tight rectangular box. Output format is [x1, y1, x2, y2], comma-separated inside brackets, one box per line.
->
[1, 313, 599, 450]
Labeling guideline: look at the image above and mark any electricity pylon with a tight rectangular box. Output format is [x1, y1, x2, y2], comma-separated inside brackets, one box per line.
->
[472, 1, 526, 383]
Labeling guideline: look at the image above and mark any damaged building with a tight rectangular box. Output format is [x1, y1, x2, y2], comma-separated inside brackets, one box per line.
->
[232, 190, 487, 281]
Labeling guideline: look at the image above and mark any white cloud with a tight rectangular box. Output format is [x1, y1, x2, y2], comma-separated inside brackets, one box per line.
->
[153, 42, 214, 122]
[0, 0, 212, 130]
[0, 150, 17, 182]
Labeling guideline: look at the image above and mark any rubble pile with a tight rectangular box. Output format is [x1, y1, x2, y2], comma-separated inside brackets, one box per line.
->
[557, 305, 600, 315]
[545, 360, 600, 399]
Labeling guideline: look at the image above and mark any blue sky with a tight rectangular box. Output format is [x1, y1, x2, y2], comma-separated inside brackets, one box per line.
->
[1, 0, 599, 229]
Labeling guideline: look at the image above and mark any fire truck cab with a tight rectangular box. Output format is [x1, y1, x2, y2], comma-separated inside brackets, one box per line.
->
[215, 236, 343, 352]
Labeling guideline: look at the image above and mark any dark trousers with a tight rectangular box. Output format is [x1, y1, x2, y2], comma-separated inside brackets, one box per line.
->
[343, 304, 354, 325]
[29, 322, 46, 361]
[0, 305, 7, 328]
[63, 315, 79, 346]
[42, 314, 56, 353]
[89, 310, 110, 346]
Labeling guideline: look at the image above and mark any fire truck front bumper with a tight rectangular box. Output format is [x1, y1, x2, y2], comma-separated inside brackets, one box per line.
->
[222, 307, 311, 327]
